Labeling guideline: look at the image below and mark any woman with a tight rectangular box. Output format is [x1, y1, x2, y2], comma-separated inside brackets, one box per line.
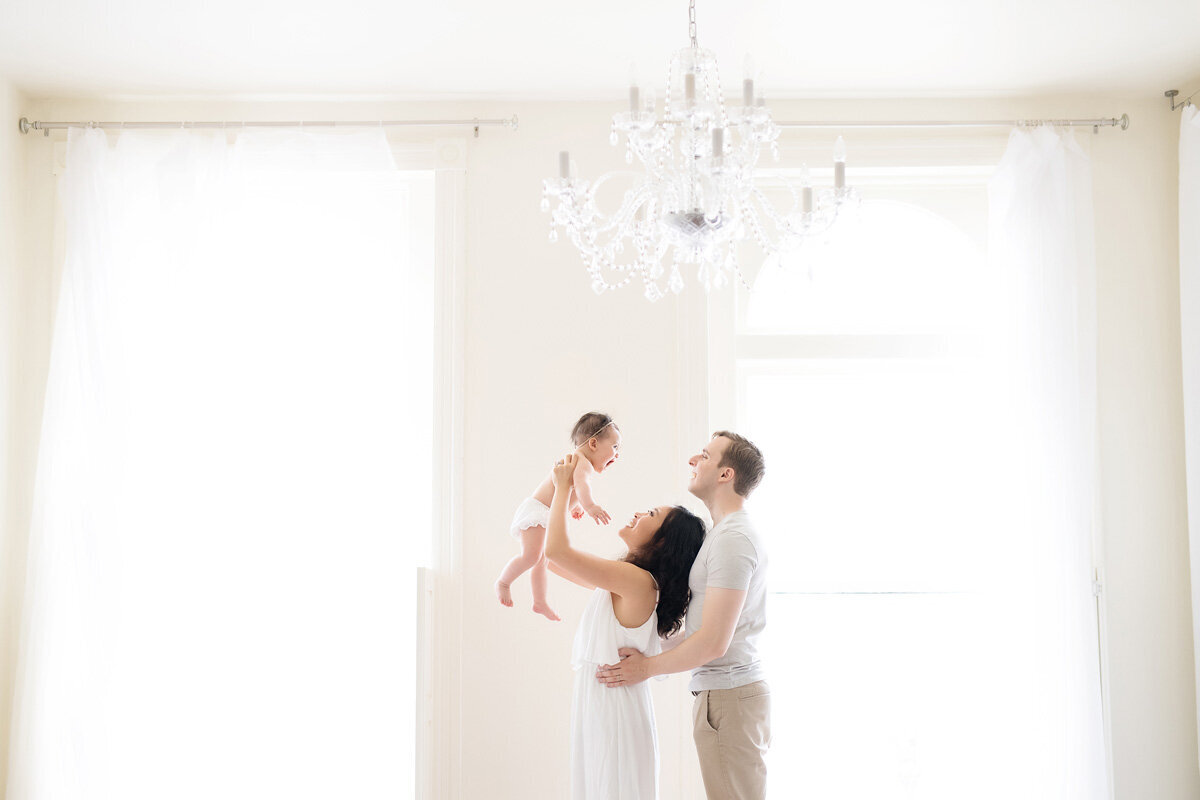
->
[545, 453, 706, 800]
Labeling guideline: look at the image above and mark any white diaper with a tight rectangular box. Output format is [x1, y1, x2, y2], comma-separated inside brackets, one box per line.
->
[509, 497, 551, 539]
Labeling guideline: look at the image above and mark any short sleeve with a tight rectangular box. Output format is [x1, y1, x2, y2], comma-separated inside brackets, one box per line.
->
[706, 531, 758, 591]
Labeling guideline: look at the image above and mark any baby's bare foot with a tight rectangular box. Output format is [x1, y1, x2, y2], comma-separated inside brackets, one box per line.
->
[495, 580, 513, 608]
[533, 601, 561, 622]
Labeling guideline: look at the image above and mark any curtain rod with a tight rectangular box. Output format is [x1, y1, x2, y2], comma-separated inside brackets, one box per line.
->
[18, 115, 519, 137]
[18, 112, 1130, 137]
[776, 114, 1129, 131]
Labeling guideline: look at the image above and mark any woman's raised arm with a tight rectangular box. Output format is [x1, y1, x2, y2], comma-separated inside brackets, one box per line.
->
[544, 454, 653, 600]
[544, 454, 580, 562]
[548, 560, 596, 590]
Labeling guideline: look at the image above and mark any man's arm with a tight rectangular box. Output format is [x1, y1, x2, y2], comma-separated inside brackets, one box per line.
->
[596, 587, 746, 686]
[659, 630, 684, 652]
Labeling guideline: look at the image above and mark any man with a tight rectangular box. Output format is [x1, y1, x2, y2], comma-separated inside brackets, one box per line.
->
[596, 431, 769, 800]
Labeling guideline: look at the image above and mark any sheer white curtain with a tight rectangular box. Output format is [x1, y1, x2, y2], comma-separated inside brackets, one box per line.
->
[987, 125, 1109, 798]
[1179, 103, 1200, 770]
[7, 127, 433, 800]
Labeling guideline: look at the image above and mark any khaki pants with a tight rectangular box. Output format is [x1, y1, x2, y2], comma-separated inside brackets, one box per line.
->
[692, 680, 772, 799]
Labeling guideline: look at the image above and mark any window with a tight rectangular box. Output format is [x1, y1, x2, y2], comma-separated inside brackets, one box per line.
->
[706, 159, 1101, 798]
[106, 155, 437, 799]
[15, 131, 465, 800]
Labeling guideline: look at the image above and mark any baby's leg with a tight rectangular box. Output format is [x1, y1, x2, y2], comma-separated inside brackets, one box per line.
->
[495, 526, 548, 610]
[529, 553, 560, 621]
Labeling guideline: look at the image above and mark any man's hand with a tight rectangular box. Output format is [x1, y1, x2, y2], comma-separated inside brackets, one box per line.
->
[586, 504, 612, 525]
[595, 647, 650, 687]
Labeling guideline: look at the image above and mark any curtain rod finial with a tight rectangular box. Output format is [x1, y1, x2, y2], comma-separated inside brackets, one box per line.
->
[18, 117, 31, 135]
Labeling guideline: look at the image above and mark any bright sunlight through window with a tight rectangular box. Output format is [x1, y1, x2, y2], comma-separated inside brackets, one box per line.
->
[732, 176, 1057, 799]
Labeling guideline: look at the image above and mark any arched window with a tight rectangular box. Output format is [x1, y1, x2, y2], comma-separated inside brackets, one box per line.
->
[714, 165, 1060, 798]
[745, 197, 986, 335]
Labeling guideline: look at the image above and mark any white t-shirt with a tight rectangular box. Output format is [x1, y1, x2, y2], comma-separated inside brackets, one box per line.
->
[684, 510, 768, 692]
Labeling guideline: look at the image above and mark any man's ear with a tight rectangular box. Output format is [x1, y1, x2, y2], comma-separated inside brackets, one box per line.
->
[719, 467, 735, 483]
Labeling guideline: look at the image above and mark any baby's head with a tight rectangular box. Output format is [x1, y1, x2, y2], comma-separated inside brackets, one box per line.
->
[571, 412, 621, 473]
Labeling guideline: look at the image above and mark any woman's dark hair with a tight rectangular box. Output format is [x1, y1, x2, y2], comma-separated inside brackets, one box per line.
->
[625, 506, 706, 638]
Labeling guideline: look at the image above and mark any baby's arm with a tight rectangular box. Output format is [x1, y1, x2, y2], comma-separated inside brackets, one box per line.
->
[569, 488, 585, 520]
[573, 461, 611, 525]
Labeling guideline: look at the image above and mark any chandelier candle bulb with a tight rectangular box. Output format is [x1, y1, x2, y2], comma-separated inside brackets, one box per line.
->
[630, 86, 640, 113]
[559, 151, 571, 180]
[712, 127, 724, 157]
[685, 72, 696, 106]
[743, 54, 755, 107]
[834, 136, 847, 189]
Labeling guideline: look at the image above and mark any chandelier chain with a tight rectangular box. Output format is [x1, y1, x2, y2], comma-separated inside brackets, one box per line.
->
[688, 0, 697, 48]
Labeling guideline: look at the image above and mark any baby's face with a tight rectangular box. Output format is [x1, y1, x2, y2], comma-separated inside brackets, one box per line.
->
[590, 429, 621, 472]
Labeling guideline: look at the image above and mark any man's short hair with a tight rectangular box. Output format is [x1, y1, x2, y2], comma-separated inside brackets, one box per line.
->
[712, 431, 765, 497]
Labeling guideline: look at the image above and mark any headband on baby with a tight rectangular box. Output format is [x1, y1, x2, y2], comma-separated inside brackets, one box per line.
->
[575, 419, 615, 449]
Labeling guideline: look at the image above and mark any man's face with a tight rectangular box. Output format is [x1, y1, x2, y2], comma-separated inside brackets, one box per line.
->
[687, 435, 730, 499]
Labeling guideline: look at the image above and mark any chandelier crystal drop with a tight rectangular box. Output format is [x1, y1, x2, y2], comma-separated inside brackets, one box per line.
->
[543, 0, 859, 301]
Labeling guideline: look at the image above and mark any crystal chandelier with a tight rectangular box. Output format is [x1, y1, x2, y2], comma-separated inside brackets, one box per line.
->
[542, 0, 859, 301]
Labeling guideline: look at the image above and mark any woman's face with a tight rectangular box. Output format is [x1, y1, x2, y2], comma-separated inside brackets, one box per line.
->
[618, 506, 673, 553]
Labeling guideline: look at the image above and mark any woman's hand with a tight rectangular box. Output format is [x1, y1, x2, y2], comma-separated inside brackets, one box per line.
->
[553, 453, 577, 490]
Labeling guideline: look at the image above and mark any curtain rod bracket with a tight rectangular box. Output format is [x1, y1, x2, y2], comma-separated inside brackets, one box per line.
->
[1167, 89, 1196, 112]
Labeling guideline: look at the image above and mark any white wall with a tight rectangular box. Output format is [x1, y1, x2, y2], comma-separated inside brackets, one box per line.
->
[1098, 90, 1196, 799]
[2, 92, 1197, 799]
[0, 77, 28, 800]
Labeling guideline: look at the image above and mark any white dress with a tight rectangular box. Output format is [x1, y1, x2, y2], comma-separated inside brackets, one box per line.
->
[570, 587, 662, 800]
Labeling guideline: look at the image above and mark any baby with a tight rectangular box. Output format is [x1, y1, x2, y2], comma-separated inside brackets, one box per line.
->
[495, 412, 620, 620]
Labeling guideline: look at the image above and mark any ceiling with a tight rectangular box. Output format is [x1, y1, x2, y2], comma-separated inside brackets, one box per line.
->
[1, 0, 1197, 99]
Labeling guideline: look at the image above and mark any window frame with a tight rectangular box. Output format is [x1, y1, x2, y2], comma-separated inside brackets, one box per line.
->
[38, 130, 470, 800]
[390, 138, 468, 800]
[689, 153, 1114, 796]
